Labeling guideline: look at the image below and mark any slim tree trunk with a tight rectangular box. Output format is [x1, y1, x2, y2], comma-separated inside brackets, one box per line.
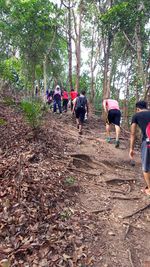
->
[102, 35, 111, 100]
[75, 11, 81, 92]
[102, 0, 113, 101]
[72, 1, 83, 92]
[124, 71, 130, 128]
[89, 24, 101, 103]
[68, 1, 73, 91]
[31, 64, 35, 97]
[90, 26, 95, 103]
[135, 21, 146, 93]
[43, 55, 47, 93]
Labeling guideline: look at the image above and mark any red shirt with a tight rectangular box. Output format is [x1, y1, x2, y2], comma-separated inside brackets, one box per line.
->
[63, 91, 68, 100]
[70, 91, 77, 100]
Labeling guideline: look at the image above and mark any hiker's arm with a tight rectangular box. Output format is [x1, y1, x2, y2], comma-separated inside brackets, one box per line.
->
[72, 99, 76, 114]
[129, 123, 137, 159]
[103, 100, 107, 113]
[86, 102, 89, 115]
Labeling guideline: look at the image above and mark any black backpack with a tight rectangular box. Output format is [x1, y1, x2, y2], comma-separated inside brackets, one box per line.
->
[76, 96, 87, 109]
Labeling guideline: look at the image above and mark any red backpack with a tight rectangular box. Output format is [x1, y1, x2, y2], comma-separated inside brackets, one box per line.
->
[146, 122, 150, 147]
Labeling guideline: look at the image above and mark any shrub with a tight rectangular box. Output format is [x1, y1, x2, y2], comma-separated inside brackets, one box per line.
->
[21, 98, 44, 129]
[64, 176, 76, 186]
[3, 96, 15, 106]
[0, 118, 7, 126]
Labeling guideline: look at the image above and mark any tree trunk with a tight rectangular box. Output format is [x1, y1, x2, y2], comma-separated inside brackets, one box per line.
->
[102, 35, 111, 100]
[124, 72, 130, 128]
[135, 21, 146, 94]
[73, 1, 83, 92]
[90, 72, 95, 103]
[43, 55, 47, 93]
[31, 66, 35, 97]
[68, 1, 73, 91]
[102, 0, 113, 101]
[89, 24, 101, 103]
[75, 15, 81, 92]
[90, 26, 95, 103]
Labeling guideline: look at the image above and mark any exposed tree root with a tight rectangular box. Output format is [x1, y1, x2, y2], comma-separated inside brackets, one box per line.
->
[67, 167, 101, 176]
[123, 202, 150, 219]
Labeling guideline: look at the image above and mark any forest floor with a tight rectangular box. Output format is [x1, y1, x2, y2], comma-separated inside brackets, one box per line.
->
[0, 101, 150, 267]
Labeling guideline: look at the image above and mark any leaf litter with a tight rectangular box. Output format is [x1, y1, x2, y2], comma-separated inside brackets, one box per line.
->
[0, 104, 93, 267]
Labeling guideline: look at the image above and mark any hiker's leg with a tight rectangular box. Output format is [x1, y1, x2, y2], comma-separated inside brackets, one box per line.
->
[79, 123, 83, 133]
[63, 99, 67, 112]
[79, 109, 85, 134]
[106, 123, 111, 138]
[143, 172, 150, 195]
[65, 100, 68, 112]
[76, 118, 79, 125]
[58, 99, 62, 113]
[75, 108, 80, 129]
[53, 100, 57, 113]
[115, 125, 120, 141]
[62, 100, 65, 111]
[71, 101, 73, 111]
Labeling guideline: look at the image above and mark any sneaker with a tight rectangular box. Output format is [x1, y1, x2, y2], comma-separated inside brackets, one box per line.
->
[106, 137, 111, 143]
[115, 140, 120, 148]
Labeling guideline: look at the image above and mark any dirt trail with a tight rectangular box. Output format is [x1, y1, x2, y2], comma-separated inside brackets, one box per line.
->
[53, 112, 150, 267]
[1, 103, 150, 267]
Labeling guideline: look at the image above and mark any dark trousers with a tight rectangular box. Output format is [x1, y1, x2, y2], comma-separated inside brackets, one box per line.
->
[53, 99, 62, 113]
[71, 100, 74, 111]
[63, 99, 68, 112]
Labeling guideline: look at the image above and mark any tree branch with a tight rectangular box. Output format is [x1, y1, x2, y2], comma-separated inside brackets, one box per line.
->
[123, 31, 136, 52]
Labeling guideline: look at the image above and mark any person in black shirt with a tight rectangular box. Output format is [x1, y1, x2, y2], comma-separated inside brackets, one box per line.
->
[130, 101, 150, 195]
[72, 90, 89, 135]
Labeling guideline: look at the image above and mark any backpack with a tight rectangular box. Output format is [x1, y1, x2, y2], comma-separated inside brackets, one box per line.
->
[146, 122, 150, 147]
[76, 96, 87, 109]
[47, 95, 52, 104]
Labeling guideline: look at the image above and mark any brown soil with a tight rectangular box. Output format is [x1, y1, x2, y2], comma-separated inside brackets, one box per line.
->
[0, 104, 150, 267]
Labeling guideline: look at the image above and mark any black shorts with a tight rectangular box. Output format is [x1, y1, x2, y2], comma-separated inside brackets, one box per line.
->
[75, 107, 86, 123]
[107, 109, 121, 126]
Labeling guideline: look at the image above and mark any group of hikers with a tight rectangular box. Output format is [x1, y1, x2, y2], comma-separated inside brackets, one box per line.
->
[46, 85, 150, 197]
[46, 85, 89, 135]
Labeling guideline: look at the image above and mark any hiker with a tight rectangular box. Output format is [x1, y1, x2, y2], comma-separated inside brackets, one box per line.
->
[35, 86, 38, 96]
[70, 89, 78, 111]
[73, 90, 89, 135]
[62, 88, 69, 112]
[47, 90, 54, 107]
[103, 98, 121, 148]
[53, 85, 62, 114]
[129, 100, 150, 196]
[46, 89, 49, 97]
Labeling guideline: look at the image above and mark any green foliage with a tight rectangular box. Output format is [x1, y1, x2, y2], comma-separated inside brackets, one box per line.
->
[101, 2, 130, 34]
[0, 118, 7, 126]
[100, 0, 150, 35]
[64, 176, 76, 186]
[0, 0, 65, 90]
[60, 208, 73, 221]
[21, 98, 44, 129]
[0, 58, 20, 83]
[3, 96, 15, 106]
[79, 73, 90, 92]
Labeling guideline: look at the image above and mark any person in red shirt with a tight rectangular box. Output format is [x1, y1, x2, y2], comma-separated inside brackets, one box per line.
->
[62, 88, 69, 112]
[70, 89, 78, 111]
